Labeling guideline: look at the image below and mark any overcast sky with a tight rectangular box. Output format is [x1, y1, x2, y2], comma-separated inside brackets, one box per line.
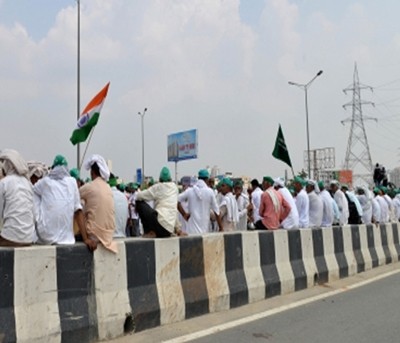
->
[1, 0, 400, 182]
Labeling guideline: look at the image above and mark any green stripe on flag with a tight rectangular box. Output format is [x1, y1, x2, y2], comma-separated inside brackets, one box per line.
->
[70, 112, 100, 145]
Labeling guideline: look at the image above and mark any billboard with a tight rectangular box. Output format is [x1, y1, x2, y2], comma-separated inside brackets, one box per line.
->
[167, 129, 198, 162]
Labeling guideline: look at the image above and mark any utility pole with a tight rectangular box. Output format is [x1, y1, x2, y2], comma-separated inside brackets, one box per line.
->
[341, 63, 376, 186]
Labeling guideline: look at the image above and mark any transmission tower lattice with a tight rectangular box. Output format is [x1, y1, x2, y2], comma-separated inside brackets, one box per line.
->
[341, 63, 376, 186]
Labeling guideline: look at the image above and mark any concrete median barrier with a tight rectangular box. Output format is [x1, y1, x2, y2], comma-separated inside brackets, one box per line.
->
[2, 223, 400, 342]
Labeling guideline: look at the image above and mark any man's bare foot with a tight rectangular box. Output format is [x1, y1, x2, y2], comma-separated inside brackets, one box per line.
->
[142, 231, 157, 238]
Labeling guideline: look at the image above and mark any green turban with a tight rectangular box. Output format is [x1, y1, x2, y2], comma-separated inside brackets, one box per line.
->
[373, 187, 380, 194]
[108, 175, 118, 187]
[234, 180, 243, 188]
[159, 167, 171, 182]
[198, 169, 210, 179]
[117, 183, 126, 192]
[380, 186, 387, 194]
[52, 154, 68, 168]
[318, 181, 325, 190]
[69, 168, 80, 180]
[341, 183, 349, 190]
[263, 176, 274, 185]
[294, 176, 306, 186]
[220, 177, 233, 188]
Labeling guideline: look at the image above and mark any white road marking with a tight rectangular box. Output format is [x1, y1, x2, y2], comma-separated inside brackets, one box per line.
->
[162, 269, 400, 343]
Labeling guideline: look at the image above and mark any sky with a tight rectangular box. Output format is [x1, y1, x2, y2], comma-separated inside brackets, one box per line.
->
[1, 0, 400, 182]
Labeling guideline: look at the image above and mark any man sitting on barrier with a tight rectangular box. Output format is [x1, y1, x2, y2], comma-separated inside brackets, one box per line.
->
[33, 154, 85, 246]
[0, 149, 35, 247]
[79, 154, 116, 252]
[136, 167, 184, 238]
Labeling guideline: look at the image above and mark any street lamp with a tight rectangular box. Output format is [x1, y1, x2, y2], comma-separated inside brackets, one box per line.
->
[288, 70, 323, 178]
[138, 108, 147, 185]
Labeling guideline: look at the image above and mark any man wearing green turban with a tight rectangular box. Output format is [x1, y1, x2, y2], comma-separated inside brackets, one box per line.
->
[293, 176, 309, 228]
[33, 154, 92, 249]
[219, 177, 239, 231]
[136, 167, 183, 237]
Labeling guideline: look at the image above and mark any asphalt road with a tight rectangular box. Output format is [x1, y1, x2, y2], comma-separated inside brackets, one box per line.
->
[191, 271, 400, 343]
[108, 264, 400, 343]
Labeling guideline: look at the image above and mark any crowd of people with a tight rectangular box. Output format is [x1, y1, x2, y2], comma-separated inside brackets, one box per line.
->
[0, 148, 399, 252]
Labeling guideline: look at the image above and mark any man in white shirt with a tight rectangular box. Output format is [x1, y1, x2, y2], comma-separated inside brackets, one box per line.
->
[306, 180, 323, 228]
[126, 182, 140, 237]
[0, 149, 35, 246]
[318, 181, 334, 227]
[178, 169, 222, 234]
[109, 174, 128, 238]
[330, 180, 349, 225]
[136, 167, 183, 238]
[293, 176, 309, 228]
[355, 186, 373, 225]
[274, 177, 299, 229]
[250, 179, 263, 228]
[374, 187, 389, 223]
[393, 190, 400, 222]
[34, 155, 84, 245]
[219, 178, 239, 231]
[234, 180, 249, 231]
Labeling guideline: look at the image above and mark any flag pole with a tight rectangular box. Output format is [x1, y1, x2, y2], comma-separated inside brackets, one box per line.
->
[76, 0, 81, 169]
[79, 128, 95, 169]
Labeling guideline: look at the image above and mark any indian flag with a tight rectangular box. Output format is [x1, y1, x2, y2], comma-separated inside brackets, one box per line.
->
[70, 82, 110, 145]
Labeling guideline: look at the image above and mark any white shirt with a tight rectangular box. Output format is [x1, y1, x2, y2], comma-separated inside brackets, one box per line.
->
[251, 187, 263, 223]
[319, 190, 334, 227]
[295, 189, 309, 228]
[112, 187, 128, 238]
[393, 195, 400, 220]
[236, 193, 249, 231]
[334, 189, 349, 225]
[371, 197, 381, 223]
[136, 182, 179, 233]
[308, 191, 323, 228]
[278, 187, 299, 229]
[0, 174, 35, 244]
[178, 179, 219, 234]
[34, 174, 81, 245]
[357, 194, 372, 225]
[376, 195, 389, 223]
[220, 192, 239, 231]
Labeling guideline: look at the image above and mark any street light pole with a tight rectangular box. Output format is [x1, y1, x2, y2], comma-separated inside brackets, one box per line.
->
[138, 108, 147, 186]
[288, 70, 323, 178]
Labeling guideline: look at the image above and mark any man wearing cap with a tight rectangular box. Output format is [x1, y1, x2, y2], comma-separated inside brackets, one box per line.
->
[306, 180, 323, 228]
[108, 173, 128, 239]
[70, 167, 84, 188]
[330, 180, 349, 225]
[392, 189, 400, 222]
[125, 182, 140, 237]
[374, 187, 389, 223]
[249, 179, 263, 228]
[234, 180, 249, 231]
[273, 177, 299, 229]
[80, 154, 116, 252]
[355, 186, 373, 224]
[33, 154, 87, 247]
[381, 186, 395, 222]
[217, 178, 239, 231]
[257, 176, 291, 230]
[178, 169, 222, 234]
[318, 181, 335, 227]
[136, 167, 182, 238]
[293, 176, 309, 228]
[341, 184, 362, 224]
[0, 149, 35, 246]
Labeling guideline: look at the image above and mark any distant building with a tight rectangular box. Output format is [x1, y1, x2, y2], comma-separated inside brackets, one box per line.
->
[389, 167, 400, 187]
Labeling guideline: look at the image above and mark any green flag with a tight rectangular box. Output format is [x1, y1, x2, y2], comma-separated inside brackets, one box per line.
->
[272, 124, 292, 168]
